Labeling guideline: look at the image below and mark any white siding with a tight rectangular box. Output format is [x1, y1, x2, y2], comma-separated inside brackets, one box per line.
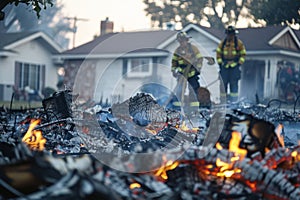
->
[0, 57, 15, 85]
[93, 58, 123, 103]
[11, 40, 58, 89]
[0, 40, 58, 100]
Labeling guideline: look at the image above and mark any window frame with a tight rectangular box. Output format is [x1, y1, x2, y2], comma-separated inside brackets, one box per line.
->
[126, 57, 153, 78]
[16, 61, 44, 90]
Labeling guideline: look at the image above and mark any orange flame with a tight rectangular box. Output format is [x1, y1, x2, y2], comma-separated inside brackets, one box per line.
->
[22, 119, 46, 151]
[229, 131, 247, 160]
[213, 131, 247, 178]
[179, 121, 198, 133]
[155, 156, 179, 180]
[129, 182, 141, 189]
[215, 142, 223, 150]
[292, 151, 300, 162]
[275, 124, 285, 147]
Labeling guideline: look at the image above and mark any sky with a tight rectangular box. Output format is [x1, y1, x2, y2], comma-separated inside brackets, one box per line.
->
[61, 0, 152, 48]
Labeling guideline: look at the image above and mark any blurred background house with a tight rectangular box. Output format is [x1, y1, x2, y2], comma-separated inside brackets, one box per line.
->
[0, 31, 63, 101]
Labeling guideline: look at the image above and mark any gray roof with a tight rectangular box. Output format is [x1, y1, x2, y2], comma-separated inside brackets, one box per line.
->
[0, 31, 38, 49]
[294, 28, 300, 41]
[0, 31, 62, 53]
[62, 30, 176, 55]
[62, 25, 300, 57]
[199, 25, 299, 52]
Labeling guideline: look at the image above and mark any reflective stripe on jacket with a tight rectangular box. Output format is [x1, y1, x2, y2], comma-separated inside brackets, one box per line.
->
[216, 37, 246, 66]
[172, 43, 202, 78]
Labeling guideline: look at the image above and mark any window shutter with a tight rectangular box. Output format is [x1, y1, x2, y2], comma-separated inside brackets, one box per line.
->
[14, 62, 21, 88]
[122, 59, 128, 76]
[41, 65, 45, 90]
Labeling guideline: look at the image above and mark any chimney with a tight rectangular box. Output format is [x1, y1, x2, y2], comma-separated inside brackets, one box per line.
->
[101, 17, 114, 35]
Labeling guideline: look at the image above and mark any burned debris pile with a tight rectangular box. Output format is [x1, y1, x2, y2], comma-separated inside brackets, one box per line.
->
[0, 91, 300, 199]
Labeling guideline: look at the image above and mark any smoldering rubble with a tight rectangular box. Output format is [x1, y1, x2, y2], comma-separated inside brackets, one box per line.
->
[0, 91, 300, 200]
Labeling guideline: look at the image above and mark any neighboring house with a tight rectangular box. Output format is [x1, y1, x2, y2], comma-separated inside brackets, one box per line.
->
[0, 31, 63, 101]
[57, 23, 300, 105]
[57, 30, 180, 104]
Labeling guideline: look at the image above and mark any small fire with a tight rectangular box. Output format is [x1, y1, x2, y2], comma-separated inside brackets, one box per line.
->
[229, 131, 247, 160]
[215, 158, 241, 178]
[155, 156, 179, 180]
[22, 119, 46, 151]
[216, 131, 247, 159]
[179, 121, 198, 133]
[212, 131, 247, 178]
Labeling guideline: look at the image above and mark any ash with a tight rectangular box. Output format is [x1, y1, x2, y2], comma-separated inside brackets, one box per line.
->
[0, 91, 299, 200]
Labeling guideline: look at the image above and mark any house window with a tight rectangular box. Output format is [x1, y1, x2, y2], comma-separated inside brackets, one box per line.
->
[127, 58, 153, 77]
[15, 62, 45, 90]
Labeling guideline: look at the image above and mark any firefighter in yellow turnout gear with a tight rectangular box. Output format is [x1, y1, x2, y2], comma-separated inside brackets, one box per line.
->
[216, 26, 246, 103]
[171, 31, 203, 110]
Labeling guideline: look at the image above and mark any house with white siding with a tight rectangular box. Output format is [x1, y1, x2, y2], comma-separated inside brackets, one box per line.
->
[0, 31, 63, 101]
[56, 23, 300, 105]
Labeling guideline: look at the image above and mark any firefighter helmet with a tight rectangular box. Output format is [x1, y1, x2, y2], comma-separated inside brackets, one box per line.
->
[176, 31, 191, 42]
[225, 25, 238, 34]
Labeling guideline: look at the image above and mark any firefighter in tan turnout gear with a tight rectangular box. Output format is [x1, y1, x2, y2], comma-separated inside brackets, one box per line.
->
[171, 31, 214, 110]
[216, 26, 246, 103]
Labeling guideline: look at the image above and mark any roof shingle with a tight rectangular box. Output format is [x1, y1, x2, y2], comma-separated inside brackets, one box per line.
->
[0, 31, 38, 49]
[62, 30, 176, 55]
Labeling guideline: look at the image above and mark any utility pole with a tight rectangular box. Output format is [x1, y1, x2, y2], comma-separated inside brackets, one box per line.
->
[65, 16, 89, 48]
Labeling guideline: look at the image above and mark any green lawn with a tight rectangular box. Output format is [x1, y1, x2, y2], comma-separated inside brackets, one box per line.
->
[0, 100, 42, 110]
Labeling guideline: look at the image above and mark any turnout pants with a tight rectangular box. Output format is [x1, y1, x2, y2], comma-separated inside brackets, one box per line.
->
[220, 66, 240, 102]
[172, 75, 200, 110]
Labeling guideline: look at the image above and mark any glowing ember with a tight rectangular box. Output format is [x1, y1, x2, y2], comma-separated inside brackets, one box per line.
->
[82, 126, 89, 134]
[22, 119, 46, 151]
[292, 150, 300, 162]
[265, 147, 271, 154]
[215, 142, 223, 150]
[215, 158, 242, 178]
[129, 183, 141, 189]
[179, 121, 198, 133]
[155, 158, 179, 180]
[145, 128, 158, 135]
